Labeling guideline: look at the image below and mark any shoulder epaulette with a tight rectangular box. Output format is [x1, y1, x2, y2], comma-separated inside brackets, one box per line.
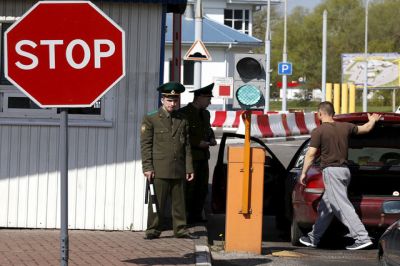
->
[147, 110, 158, 116]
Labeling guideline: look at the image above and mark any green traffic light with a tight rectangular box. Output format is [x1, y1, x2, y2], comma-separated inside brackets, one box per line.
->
[236, 85, 261, 108]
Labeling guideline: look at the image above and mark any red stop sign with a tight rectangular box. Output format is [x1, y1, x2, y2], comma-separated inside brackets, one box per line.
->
[5, 1, 125, 107]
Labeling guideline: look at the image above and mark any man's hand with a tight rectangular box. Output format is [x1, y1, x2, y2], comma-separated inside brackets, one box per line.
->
[186, 173, 194, 181]
[144, 171, 154, 181]
[368, 113, 381, 122]
[299, 173, 307, 186]
[357, 113, 382, 134]
[198, 141, 210, 149]
[209, 138, 217, 146]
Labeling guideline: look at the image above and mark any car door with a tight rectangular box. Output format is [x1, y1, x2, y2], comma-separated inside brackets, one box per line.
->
[283, 138, 311, 220]
[211, 132, 287, 217]
[387, 220, 400, 265]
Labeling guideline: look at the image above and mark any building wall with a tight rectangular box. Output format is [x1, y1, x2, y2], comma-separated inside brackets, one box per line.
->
[0, 0, 162, 231]
[164, 45, 256, 107]
[186, 0, 255, 34]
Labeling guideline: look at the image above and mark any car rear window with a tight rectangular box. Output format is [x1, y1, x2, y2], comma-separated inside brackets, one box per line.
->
[348, 125, 400, 169]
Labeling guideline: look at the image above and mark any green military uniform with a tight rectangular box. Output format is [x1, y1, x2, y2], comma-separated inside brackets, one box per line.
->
[179, 83, 215, 223]
[140, 82, 193, 238]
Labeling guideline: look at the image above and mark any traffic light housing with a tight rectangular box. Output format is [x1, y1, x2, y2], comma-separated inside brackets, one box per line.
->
[233, 53, 266, 110]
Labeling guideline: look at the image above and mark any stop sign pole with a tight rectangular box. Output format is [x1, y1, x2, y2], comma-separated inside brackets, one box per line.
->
[4, 2, 125, 265]
[60, 108, 69, 265]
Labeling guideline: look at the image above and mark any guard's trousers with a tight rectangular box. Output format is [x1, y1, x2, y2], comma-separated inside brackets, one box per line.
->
[146, 178, 187, 237]
[185, 160, 209, 221]
[308, 167, 370, 244]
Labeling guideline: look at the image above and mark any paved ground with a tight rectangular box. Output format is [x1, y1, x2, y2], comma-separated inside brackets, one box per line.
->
[0, 226, 208, 266]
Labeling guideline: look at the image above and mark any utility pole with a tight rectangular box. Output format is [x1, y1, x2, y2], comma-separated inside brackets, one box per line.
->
[363, 0, 369, 112]
[194, 0, 202, 90]
[264, 0, 271, 112]
[321, 10, 327, 102]
[281, 0, 287, 111]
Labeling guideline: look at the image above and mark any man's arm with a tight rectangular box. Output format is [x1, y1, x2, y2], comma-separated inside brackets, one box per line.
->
[205, 110, 217, 146]
[140, 116, 154, 180]
[299, 147, 318, 186]
[357, 113, 381, 134]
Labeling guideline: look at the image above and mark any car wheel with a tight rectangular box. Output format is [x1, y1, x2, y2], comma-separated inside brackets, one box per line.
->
[291, 220, 303, 246]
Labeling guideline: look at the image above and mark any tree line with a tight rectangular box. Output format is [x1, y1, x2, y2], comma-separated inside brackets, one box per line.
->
[253, 0, 400, 105]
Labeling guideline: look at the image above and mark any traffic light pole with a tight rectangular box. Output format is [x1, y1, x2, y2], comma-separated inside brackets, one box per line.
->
[194, 0, 202, 90]
[264, 0, 271, 112]
[281, 0, 288, 111]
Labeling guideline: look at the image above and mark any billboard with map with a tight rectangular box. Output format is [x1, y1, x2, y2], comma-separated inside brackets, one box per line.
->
[341, 53, 400, 88]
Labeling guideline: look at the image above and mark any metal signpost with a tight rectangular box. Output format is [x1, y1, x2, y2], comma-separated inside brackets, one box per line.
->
[4, 1, 125, 265]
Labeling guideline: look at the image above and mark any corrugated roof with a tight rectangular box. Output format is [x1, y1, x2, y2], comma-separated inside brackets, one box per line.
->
[165, 14, 263, 46]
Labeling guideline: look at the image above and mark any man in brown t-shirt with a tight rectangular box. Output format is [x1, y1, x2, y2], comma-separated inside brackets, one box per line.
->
[299, 101, 381, 250]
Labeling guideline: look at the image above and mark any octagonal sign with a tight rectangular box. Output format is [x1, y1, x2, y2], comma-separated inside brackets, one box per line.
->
[4, 1, 125, 107]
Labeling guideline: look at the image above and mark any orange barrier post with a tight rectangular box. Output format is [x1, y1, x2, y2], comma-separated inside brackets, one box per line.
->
[241, 111, 251, 214]
[225, 146, 265, 254]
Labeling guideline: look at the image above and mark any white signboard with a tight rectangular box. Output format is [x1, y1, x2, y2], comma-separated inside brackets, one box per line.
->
[342, 53, 400, 88]
[213, 77, 233, 98]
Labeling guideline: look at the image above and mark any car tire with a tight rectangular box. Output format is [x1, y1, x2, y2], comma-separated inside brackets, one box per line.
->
[291, 220, 303, 246]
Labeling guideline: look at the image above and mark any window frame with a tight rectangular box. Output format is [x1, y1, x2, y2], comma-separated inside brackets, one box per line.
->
[223, 8, 251, 35]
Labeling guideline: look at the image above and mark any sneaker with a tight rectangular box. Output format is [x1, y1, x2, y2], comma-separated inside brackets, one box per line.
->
[299, 236, 317, 248]
[346, 240, 373, 250]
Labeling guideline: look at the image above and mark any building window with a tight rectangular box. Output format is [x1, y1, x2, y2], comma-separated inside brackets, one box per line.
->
[183, 60, 194, 85]
[0, 22, 12, 85]
[224, 9, 250, 35]
[0, 20, 106, 121]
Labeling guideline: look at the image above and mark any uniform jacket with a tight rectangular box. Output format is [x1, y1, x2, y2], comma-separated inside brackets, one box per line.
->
[140, 107, 193, 179]
[179, 103, 215, 161]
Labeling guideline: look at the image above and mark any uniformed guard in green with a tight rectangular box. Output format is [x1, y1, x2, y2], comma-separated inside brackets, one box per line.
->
[179, 83, 217, 224]
[140, 81, 196, 239]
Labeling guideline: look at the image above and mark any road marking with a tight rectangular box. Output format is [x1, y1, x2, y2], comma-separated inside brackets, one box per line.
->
[271, 250, 305, 257]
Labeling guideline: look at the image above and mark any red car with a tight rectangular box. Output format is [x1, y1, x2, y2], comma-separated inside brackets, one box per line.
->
[290, 112, 400, 245]
[211, 112, 400, 245]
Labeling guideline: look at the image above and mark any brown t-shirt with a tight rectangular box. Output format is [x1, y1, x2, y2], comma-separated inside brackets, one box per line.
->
[310, 122, 358, 169]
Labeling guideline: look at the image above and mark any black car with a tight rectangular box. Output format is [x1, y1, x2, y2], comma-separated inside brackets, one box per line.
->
[211, 132, 290, 228]
[378, 205, 400, 266]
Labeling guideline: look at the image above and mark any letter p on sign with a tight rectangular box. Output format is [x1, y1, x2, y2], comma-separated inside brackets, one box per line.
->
[278, 62, 292, 75]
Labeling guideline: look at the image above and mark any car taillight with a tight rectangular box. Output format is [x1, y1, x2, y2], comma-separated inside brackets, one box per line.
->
[304, 172, 324, 194]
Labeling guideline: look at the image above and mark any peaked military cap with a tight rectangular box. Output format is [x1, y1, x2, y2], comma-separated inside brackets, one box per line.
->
[190, 83, 214, 97]
[157, 81, 185, 97]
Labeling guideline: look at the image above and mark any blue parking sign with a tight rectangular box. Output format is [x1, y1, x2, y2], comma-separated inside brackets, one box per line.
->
[278, 62, 292, 75]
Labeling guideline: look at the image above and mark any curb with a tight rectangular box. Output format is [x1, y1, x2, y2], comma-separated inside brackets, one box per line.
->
[192, 224, 212, 266]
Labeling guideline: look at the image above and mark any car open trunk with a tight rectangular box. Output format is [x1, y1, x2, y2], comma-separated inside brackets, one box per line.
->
[348, 169, 400, 197]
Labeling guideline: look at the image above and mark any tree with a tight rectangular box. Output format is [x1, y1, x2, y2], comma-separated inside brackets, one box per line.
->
[252, 0, 400, 91]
